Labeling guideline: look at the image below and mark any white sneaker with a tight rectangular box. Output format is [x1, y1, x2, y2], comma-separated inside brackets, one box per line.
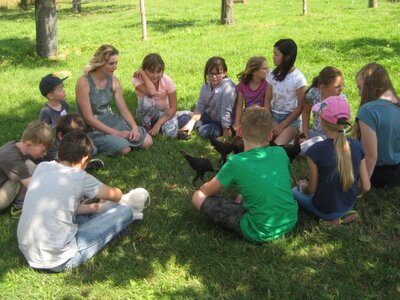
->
[120, 188, 150, 215]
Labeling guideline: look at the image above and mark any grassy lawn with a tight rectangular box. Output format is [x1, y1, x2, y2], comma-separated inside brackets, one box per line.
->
[1, 0, 400, 298]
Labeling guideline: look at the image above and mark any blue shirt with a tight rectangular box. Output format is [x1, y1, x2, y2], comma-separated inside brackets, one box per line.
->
[357, 99, 400, 166]
[306, 138, 364, 214]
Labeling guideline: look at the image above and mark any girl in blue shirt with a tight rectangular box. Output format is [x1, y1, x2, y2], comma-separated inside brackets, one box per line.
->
[293, 96, 370, 225]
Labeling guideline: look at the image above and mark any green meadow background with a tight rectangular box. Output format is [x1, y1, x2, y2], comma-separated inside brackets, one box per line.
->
[0, 0, 399, 299]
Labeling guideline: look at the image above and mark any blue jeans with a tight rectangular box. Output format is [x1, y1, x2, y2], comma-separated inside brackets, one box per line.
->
[48, 204, 133, 272]
[195, 113, 223, 139]
[272, 111, 301, 129]
[292, 187, 344, 220]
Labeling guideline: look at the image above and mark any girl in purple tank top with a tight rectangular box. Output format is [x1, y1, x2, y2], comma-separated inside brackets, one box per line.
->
[233, 56, 269, 131]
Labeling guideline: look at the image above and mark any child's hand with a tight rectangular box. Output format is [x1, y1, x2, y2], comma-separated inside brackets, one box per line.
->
[129, 126, 141, 141]
[179, 119, 195, 134]
[114, 130, 131, 139]
[89, 203, 101, 213]
[77, 203, 101, 214]
[272, 123, 285, 137]
[148, 124, 161, 137]
[297, 179, 308, 193]
[133, 69, 143, 79]
[235, 194, 243, 204]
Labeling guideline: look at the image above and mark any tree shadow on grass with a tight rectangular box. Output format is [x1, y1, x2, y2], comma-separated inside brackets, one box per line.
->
[0, 99, 43, 143]
[125, 18, 197, 33]
[0, 7, 34, 21]
[0, 37, 67, 68]
[56, 3, 135, 17]
[309, 37, 400, 64]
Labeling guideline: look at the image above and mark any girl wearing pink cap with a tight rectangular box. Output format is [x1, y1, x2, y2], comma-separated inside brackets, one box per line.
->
[293, 96, 370, 225]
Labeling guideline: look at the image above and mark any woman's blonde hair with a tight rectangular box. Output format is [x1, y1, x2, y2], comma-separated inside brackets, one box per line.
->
[322, 119, 354, 191]
[352, 62, 399, 139]
[84, 44, 119, 74]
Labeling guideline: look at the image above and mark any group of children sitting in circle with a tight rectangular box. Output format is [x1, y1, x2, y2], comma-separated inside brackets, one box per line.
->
[0, 38, 399, 272]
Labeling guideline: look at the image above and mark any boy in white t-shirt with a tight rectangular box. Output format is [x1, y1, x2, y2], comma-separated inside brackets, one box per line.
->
[17, 130, 149, 272]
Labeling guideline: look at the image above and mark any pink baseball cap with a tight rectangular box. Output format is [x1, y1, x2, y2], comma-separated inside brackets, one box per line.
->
[312, 96, 350, 124]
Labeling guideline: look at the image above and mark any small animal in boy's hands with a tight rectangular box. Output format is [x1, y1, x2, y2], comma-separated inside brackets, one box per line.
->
[180, 151, 215, 186]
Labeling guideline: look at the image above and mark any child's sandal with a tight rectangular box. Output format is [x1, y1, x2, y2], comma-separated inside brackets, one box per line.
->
[340, 210, 358, 224]
[319, 210, 358, 226]
[319, 218, 340, 226]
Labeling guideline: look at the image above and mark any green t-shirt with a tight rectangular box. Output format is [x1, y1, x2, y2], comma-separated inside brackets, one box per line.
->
[216, 146, 298, 242]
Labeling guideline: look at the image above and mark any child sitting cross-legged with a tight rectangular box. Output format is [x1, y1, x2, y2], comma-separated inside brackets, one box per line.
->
[293, 96, 371, 225]
[0, 121, 53, 216]
[17, 130, 149, 272]
[191, 106, 298, 243]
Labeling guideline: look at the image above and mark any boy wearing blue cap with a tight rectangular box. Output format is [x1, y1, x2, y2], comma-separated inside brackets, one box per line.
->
[39, 73, 70, 129]
[38, 74, 70, 161]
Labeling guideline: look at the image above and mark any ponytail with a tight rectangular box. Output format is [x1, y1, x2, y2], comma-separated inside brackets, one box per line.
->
[334, 128, 354, 192]
[305, 75, 319, 95]
[323, 119, 354, 191]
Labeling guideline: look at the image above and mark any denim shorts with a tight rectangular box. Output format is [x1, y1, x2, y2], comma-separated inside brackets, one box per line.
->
[200, 195, 245, 236]
[272, 111, 301, 129]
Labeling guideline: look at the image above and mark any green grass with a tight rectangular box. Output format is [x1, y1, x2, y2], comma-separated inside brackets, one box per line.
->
[1, 0, 400, 298]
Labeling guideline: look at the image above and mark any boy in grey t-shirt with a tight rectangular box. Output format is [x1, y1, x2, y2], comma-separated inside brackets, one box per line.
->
[17, 130, 149, 272]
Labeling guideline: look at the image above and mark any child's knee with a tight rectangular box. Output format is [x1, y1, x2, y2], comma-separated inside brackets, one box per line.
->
[119, 147, 132, 155]
[141, 134, 153, 148]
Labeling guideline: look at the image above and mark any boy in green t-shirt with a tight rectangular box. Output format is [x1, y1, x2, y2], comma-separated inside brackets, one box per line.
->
[192, 106, 298, 242]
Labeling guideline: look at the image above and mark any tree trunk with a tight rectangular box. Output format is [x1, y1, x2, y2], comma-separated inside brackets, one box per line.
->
[368, 0, 378, 7]
[72, 0, 81, 13]
[20, 0, 28, 10]
[139, 0, 148, 40]
[35, 0, 58, 58]
[303, 0, 308, 15]
[221, 0, 234, 25]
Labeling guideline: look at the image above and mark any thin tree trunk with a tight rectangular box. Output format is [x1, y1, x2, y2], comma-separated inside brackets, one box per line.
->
[35, 0, 58, 58]
[303, 0, 308, 15]
[368, 0, 378, 7]
[72, 0, 81, 13]
[221, 0, 234, 25]
[139, 0, 147, 40]
[20, 0, 28, 10]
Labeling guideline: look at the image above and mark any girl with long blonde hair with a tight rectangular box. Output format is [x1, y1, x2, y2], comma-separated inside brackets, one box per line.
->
[293, 96, 370, 225]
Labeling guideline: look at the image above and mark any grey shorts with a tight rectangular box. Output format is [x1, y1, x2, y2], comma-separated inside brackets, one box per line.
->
[200, 195, 246, 236]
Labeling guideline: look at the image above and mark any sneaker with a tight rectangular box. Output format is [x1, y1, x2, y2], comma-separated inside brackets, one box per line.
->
[85, 159, 104, 174]
[10, 205, 22, 217]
